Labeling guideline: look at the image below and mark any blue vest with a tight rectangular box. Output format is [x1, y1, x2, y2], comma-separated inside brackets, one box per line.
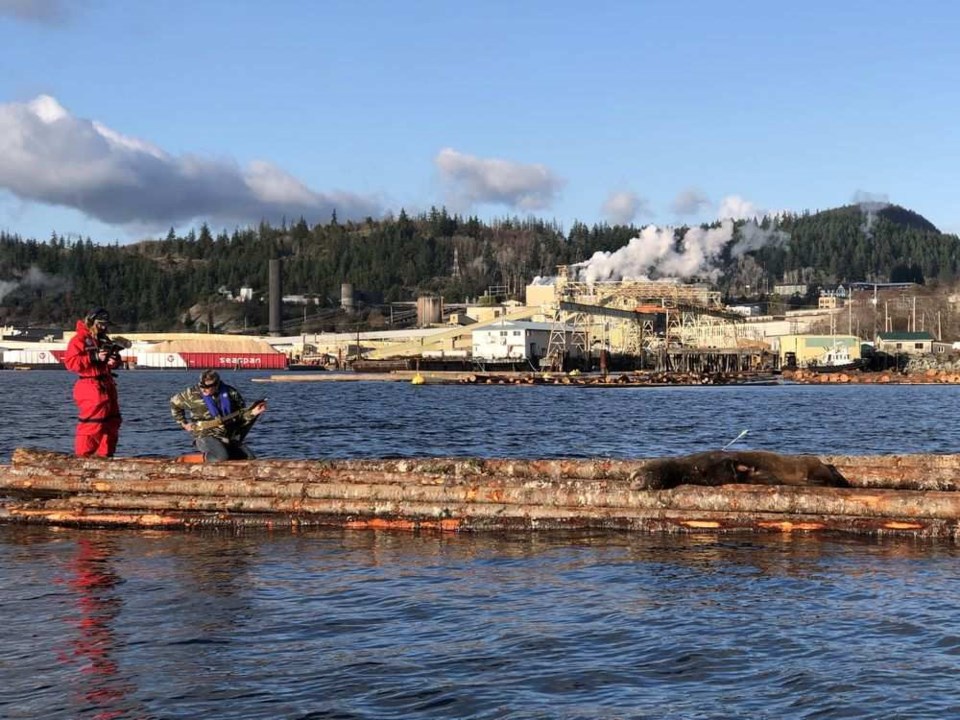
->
[202, 386, 233, 418]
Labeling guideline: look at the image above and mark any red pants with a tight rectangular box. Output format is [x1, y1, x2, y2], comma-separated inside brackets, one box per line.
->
[73, 377, 122, 457]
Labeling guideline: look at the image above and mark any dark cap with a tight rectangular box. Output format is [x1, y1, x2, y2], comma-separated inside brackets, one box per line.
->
[85, 307, 110, 325]
[198, 370, 221, 389]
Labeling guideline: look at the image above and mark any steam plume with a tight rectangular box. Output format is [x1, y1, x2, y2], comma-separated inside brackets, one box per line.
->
[572, 219, 788, 284]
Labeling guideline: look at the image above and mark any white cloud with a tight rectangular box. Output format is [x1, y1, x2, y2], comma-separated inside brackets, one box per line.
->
[671, 188, 711, 217]
[0, 0, 69, 24]
[434, 148, 564, 213]
[601, 190, 648, 226]
[0, 95, 383, 231]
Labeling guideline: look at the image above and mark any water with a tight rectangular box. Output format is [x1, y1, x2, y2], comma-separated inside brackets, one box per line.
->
[3, 370, 960, 718]
[4, 370, 960, 461]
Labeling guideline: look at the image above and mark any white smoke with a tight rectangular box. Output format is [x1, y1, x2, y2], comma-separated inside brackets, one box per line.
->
[0, 280, 17, 303]
[853, 190, 890, 239]
[734, 221, 790, 255]
[718, 195, 762, 221]
[0, 265, 71, 303]
[574, 221, 734, 283]
[572, 219, 789, 284]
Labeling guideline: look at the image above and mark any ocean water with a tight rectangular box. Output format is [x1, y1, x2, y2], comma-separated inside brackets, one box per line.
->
[2, 370, 960, 719]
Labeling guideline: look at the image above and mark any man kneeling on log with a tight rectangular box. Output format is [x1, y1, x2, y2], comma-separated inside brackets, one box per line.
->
[170, 371, 267, 462]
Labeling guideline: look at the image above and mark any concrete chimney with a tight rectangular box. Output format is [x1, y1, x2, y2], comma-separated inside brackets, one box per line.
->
[268, 258, 282, 336]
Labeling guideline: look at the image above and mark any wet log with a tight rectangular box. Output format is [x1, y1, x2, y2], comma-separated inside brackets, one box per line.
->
[2, 499, 954, 537]
[2, 448, 850, 490]
[3, 448, 960, 537]
[824, 454, 960, 491]
[15, 483, 960, 521]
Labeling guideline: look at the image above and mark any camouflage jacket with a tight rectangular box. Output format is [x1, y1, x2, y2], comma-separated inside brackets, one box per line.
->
[169, 383, 254, 441]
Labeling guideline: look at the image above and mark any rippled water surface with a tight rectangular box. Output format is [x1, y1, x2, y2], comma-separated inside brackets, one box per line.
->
[3, 371, 960, 719]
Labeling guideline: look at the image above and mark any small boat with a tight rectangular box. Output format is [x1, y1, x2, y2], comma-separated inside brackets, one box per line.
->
[287, 363, 328, 372]
[2, 448, 960, 538]
[806, 342, 860, 373]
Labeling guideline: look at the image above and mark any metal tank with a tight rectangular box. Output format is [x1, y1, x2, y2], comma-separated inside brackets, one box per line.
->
[416, 295, 443, 326]
[341, 283, 355, 314]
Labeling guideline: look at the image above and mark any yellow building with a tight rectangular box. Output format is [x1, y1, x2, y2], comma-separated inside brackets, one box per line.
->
[525, 281, 557, 309]
[778, 334, 860, 368]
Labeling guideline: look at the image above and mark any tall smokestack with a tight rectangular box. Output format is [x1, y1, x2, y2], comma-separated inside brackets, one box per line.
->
[341, 282, 355, 314]
[269, 258, 282, 336]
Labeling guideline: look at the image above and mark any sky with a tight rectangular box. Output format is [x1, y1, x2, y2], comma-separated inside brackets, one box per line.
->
[1, 0, 958, 247]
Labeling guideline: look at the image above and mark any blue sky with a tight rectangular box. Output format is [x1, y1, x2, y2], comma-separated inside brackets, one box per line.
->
[1, 0, 958, 245]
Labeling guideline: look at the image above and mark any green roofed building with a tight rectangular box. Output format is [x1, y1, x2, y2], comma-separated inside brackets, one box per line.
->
[876, 332, 935, 355]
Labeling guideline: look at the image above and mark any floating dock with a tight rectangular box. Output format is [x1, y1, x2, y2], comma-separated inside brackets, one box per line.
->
[3, 449, 960, 538]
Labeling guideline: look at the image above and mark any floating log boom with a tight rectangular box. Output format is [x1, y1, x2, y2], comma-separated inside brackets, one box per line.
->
[2, 448, 960, 538]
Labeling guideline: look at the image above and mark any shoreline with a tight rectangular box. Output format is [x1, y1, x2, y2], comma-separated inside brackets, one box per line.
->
[253, 369, 960, 386]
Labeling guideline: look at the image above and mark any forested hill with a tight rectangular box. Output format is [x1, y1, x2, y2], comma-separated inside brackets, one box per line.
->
[748, 204, 955, 289]
[0, 204, 957, 332]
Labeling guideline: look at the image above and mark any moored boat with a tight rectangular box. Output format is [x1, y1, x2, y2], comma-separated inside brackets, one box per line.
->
[806, 342, 861, 373]
[3, 448, 960, 538]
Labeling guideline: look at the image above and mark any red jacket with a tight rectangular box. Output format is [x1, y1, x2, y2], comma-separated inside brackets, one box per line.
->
[64, 320, 115, 379]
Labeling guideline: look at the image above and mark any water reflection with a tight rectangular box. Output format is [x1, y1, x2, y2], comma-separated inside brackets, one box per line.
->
[3, 525, 960, 718]
[167, 535, 259, 637]
[58, 536, 137, 720]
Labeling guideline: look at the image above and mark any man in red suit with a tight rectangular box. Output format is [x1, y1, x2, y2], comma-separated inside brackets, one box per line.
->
[63, 308, 123, 457]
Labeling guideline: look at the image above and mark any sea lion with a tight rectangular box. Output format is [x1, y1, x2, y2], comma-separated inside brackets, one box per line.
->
[643, 450, 849, 490]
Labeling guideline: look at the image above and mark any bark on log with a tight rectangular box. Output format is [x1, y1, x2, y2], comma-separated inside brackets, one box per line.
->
[4, 448, 851, 488]
[4, 448, 960, 537]
[3, 501, 956, 538]
[18, 484, 960, 520]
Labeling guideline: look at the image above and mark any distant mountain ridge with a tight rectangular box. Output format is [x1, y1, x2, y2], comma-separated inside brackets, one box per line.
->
[0, 203, 957, 331]
[746, 203, 956, 291]
[807, 203, 939, 233]
[873, 204, 940, 233]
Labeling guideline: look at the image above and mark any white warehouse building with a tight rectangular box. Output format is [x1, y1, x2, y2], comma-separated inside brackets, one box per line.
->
[472, 321, 584, 363]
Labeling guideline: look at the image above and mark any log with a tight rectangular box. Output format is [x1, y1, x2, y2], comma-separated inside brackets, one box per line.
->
[3, 448, 851, 489]
[18, 483, 960, 521]
[3, 448, 960, 537]
[2, 500, 954, 537]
